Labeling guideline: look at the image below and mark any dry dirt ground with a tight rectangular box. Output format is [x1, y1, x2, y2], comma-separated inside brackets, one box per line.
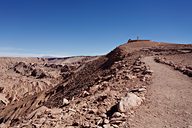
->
[129, 57, 192, 128]
[164, 53, 192, 67]
[0, 40, 192, 128]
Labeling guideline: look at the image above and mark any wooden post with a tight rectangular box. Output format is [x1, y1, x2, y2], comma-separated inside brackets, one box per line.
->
[137, 36, 139, 40]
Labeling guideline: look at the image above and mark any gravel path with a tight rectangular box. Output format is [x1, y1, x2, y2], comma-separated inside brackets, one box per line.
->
[129, 56, 192, 128]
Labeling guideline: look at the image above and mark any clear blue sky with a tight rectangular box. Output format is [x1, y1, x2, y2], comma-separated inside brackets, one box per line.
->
[0, 0, 192, 57]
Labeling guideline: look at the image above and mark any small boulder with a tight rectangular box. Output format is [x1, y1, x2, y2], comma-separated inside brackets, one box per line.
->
[143, 69, 153, 75]
[138, 88, 146, 92]
[112, 112, 122, 118]
[103, 119, 110, 124]
[63, 98, 69, 106]
[118, 93, 142, 113]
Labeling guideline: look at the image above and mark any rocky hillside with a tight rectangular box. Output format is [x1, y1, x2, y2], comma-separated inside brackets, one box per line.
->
[0, 56, 95, 107]
[0, 40, 192, 128]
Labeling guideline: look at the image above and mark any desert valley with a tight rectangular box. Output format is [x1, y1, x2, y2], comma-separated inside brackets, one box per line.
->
[0, 40, 192, 128]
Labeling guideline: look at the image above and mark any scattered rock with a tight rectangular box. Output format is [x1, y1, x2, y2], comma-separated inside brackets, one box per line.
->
[68, 108, 76, 112]
[66, 126, 75, 128]
[138, 88, 146, 92]
[81, 91, 90, 97]
[97, 95, 108, 102]
[111, 124, 119, 128]
[72, 121, 79, 126]
[88, 108, 98, 114]
[96, 118, 103, 125]
[83, 121, 90, 127]
[103, 124, 112, 128]
[110, 117, 126, 124]
[132, 66, 142, 72]
[0, 93, 9, 106]
[103, 119, 110, 124]
[0, 123, 8, 128]
[100, 113, 107, 118]
[89, 84, 100, 94]
[61, 72, 71, 79]
[130, 88, 146, 93]
[125, 74, 136, 80]
[102, 75, 113, 81]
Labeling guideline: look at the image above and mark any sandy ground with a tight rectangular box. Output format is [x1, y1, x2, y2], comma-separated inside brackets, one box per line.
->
[129, 56, 192, 128]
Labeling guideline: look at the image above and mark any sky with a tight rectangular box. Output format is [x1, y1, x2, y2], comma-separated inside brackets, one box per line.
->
[0, 0, 192, 57]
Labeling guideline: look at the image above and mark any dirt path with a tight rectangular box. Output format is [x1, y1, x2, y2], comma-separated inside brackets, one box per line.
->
[129, 56, 192, 128]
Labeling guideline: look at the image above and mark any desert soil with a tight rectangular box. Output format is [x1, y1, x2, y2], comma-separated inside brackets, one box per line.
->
[129, 56, 192, 128]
